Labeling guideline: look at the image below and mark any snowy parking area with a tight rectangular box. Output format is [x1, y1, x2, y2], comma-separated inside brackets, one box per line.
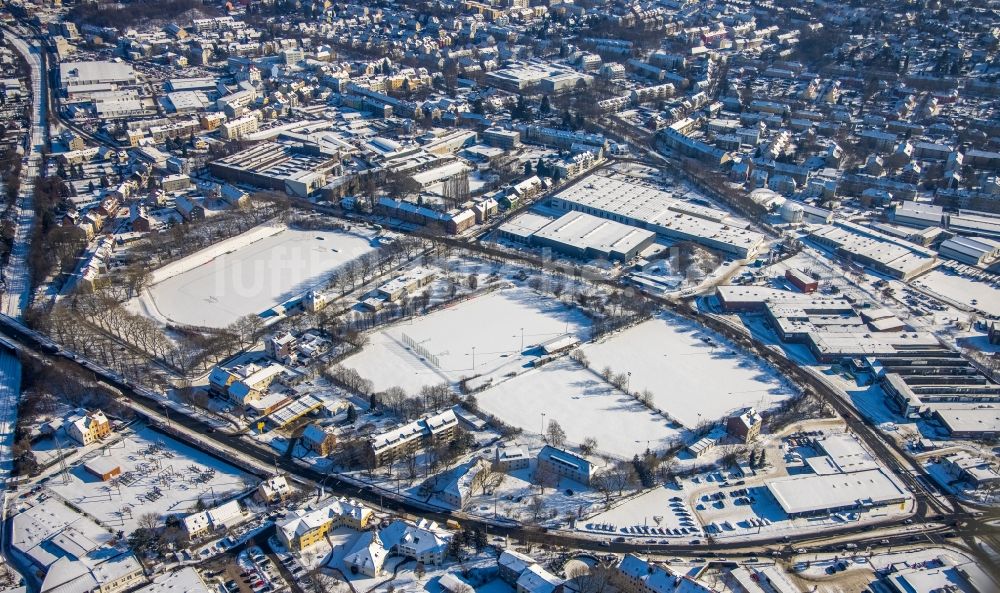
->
[136, 225, 377, 327]
[47, 426, 251, 533]
[476, 358, 682, 457]
[343, 288, 591, 393]
[911, 269, 1000, 316]
[582, 314, 796, 427]
[581, 485, 701, 540]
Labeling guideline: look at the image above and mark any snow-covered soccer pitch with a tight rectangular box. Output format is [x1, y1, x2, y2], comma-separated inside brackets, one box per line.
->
[136, 225, 377, 328]
[342, 288, 591, 393]
[476, 358, 683, 457]
[582, 314, 797, 428]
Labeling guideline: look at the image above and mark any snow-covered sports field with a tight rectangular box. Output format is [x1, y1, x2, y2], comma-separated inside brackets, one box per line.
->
[48, 426, 251, 533]
[343, 288, 591, 393]
[583, 315, 795, 427]
[138, 225, 377, 327]
[476, 358, 682, 457]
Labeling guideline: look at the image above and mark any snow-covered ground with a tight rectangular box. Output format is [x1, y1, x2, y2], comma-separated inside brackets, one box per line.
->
[911, 269, 1000, 317]
[46, 425, 252, 533]
[459, 461, 604, 525]
[343, 288, 591, 393]
[582, 314, 796, 427]
[580, 484, 699, 540]
[476, 358, 682, 457]
[134, 225, 378, 327]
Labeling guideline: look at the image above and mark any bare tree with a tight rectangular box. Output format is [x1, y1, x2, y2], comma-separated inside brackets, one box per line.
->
[638, 389, 655, 407]
[137, 512, 160, 531]
[545, 419, 567, 448]
[566, 563, 616, 593]
[533, 463, 559, 494]
[526, 495, 546, 522]
[596, 465, 634, 496]
[471, 467, 506, 495]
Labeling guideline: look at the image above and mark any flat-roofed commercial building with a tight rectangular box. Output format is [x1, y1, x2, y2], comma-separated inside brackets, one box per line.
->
[548, 174, 765, 259]
[208, 140, 341, 197]
[933, 406, 1000, 439]
[765, 468, 910, 517]
[809, 221, 938, 280]
[530, 211, 655, 261]
[938, 236, 1000, 267]
[59, 61, 137, 90]
[806, 331, 941, 362]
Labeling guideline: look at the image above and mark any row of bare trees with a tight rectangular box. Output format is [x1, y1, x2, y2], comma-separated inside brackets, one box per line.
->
[322, 234, 426, 297]
[126, 197, 285, 269]
[375, 383, 455, 421]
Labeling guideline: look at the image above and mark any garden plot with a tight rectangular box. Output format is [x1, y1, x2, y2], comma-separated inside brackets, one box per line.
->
[47, 426, 252, 533]
[582, 314, 795, 427]
[581, 485, 701, 540]
[136, 225, 378, 327]
[343, 288, 590, 393]
[476, 358, 682, 458]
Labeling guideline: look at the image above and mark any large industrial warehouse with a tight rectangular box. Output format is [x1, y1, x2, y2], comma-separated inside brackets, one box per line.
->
[765, 468, 911, 517]
[546, 173, 766, 259]
[499, 210, 656, 261]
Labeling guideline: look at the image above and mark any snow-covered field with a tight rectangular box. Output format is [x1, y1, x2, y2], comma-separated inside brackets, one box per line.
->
[136, 225, 377, 327]
[582, 314, 796, 427]
[476, 358, 682, 457]
[47, 426, 251, 533]
[911, 269, 1000, 316]
[343, 289, 591, 393]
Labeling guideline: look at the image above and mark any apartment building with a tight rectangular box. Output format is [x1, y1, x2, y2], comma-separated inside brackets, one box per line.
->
[369, 409, 459, 465]
[277, 497, 374, 551]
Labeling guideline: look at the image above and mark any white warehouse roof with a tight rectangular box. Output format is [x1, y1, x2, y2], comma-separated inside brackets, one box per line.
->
[766, 468, 909, 515]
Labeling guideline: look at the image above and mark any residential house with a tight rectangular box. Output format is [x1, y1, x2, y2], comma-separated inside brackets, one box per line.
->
[66, 409, 112, 446]
[257, 476, 291, 503]
[182, 500, 246, 539]
[369, 410, 459, 465]
[302, 423, 337, 456]
[726, 408, 762, 443]
[494, 445, 530, 472]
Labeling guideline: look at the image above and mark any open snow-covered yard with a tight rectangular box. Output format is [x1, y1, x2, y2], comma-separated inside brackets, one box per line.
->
[47, 426, 252, 533]
[136, 225, 378, 327]
[343, 288, 591, 393]
[582, 314, 796, 427]
[476, 358, 682, 457]
[911, 268, 1000, 316]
